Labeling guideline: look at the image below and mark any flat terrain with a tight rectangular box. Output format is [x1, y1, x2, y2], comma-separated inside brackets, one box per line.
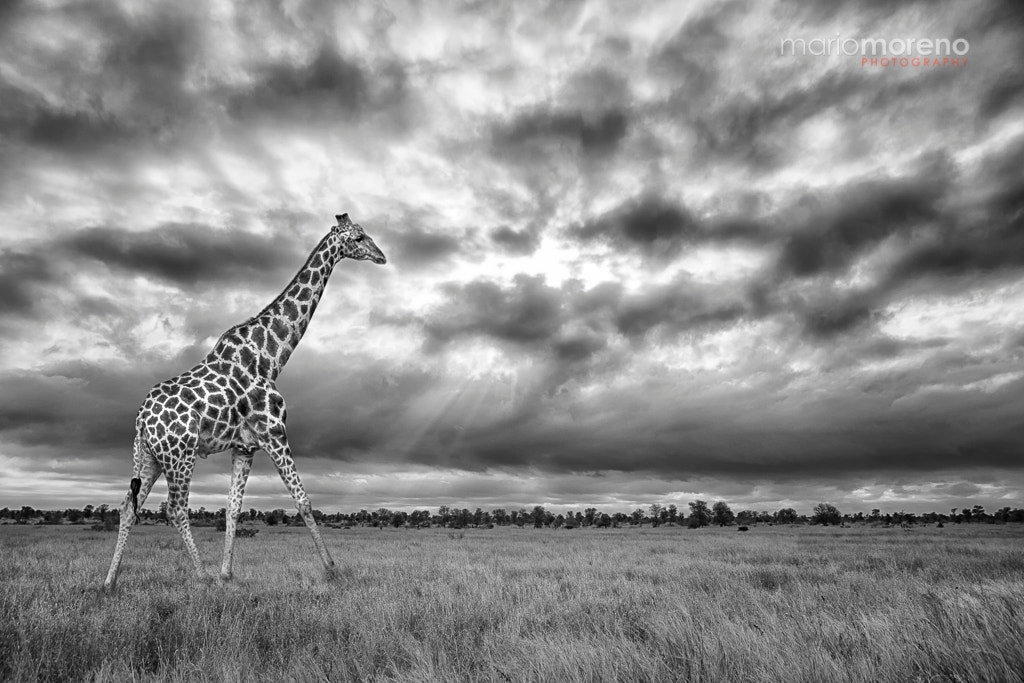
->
[1, 523, 1022, 682]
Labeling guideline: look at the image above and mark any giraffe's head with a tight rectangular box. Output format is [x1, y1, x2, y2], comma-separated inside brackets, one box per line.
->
[333, 213, 386, 265]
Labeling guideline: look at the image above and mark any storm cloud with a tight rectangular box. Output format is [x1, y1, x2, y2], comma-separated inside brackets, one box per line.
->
[60, 224, 304, 287]
[0, 0, 1022, 515]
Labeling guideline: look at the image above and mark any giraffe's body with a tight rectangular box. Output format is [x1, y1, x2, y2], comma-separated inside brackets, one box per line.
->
[104, 214, 386, 589]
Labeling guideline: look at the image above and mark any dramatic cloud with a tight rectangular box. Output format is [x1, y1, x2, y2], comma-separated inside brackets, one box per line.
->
[0, 251, 55, 318]
[572, 194, 764, 257]
[1, 0, 1022, 515]
[60, 224, 304, 287]
[493, 108, 630, 160]
[424, 275, 565, 348]
[775, 176, 946, 279]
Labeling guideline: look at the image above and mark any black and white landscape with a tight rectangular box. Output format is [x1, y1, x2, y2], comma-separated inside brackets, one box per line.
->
[1, 0, 1022, 517]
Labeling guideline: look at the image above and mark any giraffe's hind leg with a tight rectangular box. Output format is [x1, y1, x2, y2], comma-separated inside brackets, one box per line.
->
[103, 454, 163, 590]
[220, 448, 254, 581]
[165, 461, 207, 580]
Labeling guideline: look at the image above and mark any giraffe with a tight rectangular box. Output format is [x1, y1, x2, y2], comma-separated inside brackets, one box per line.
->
[103, 213, 386, 590]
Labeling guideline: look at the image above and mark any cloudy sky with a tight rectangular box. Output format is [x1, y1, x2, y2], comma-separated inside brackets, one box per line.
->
[1, 0, 1023, 516]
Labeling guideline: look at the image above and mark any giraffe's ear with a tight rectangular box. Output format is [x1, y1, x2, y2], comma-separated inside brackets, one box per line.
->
[336, 213, 349, 225]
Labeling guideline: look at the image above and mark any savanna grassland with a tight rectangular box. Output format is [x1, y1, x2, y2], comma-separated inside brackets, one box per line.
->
[1, 523, 1022, 682]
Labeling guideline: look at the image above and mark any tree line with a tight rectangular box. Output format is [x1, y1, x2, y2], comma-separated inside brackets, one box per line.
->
[3, 501, 1023, 529]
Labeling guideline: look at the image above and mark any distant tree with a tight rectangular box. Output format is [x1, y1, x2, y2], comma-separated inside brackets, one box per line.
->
[736, 510, 756, 526]
[42, 510, 63, 525]
[775, 508, 798, 525]
[264, 509, 288, 526]
[972, 505, 986, 523]
[531, 505, 547, 528]
[667, 504, 678, 525]
[894, 510, 917, 527]
[688, 500, 712, 528]
[631, 508, 644, 526]
[712, 501, 735, 526]
[584, 508, 597, 527]
[596, 513, 612, 528]
[812, 503, 842, 526]
[649, 503, 663, 527]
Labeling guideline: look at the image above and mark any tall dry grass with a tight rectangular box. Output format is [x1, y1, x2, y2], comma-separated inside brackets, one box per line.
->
[1, 523, 1022, 682]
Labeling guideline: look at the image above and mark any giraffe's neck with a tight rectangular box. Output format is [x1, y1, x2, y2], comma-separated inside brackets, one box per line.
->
[207, 230, 344, 380]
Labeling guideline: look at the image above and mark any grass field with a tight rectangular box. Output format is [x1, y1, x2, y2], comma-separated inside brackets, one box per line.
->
[1, 523, 1022, 682]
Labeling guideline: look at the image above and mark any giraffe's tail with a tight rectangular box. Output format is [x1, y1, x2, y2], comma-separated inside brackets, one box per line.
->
[129, 423, 145, 525]
[130, 477, 141, 524]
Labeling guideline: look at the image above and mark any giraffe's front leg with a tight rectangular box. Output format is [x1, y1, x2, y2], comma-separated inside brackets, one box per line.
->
[252, 383, 337, 576]
[265, 437, 337, 575]
[256, 431, 335, 577]
[220, 449, 254, 581]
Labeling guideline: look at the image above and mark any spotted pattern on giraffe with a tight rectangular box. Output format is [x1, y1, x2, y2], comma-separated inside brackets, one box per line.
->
[103, 214, 386, 590]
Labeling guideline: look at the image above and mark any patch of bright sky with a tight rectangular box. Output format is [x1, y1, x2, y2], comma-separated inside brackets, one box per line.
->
[881, 279, 1024, 342]
[614, 323, 778, 380]
[669, 244, 772, 284]
[6, 323, 116, 371]
[953, 120, 1024, 169]
[4, 271, 189, 370]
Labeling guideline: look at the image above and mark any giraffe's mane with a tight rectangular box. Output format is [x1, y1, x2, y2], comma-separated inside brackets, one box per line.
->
[208, 229, 334, 350]
[255, 230, 336, 321]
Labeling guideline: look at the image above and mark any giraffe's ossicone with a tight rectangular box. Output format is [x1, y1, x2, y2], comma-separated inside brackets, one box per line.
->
[104, 214, 386, 590]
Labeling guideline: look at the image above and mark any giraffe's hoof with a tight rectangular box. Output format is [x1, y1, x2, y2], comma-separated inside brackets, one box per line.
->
[219, 571, 233, 582]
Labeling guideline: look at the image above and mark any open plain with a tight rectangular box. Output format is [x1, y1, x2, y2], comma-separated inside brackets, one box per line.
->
[1, 523, 1022, 683]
